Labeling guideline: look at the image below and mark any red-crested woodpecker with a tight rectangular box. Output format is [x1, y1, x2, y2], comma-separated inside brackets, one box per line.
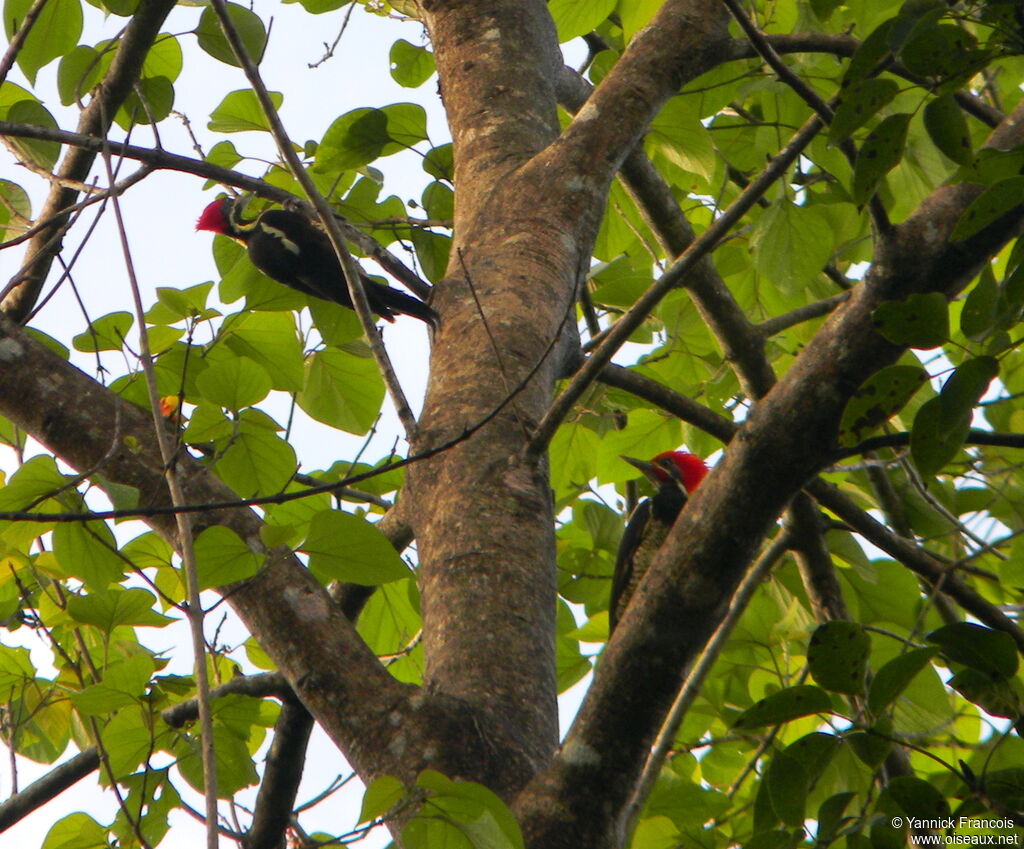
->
[609, 451, 708, 633]
[196, 197, 436, 325]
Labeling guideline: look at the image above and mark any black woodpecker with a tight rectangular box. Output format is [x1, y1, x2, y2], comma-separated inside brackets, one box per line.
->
[196, 197, 437, 325]
[609, 450, 708, 634]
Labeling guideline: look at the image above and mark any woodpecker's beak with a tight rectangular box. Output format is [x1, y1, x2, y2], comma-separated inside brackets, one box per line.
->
[620, 455, 661, 486]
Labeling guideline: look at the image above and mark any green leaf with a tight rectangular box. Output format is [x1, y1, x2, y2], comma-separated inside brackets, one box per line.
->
[547, 0, 615, 42]
[828, 78, 900, 147]
[208, 89, 283, 133]
[356, 579, 422, 684]
[843, 19, 895, 87]
[57, 45, 104, 106]
[927, 622, 1018, 679]
[837, 364, 926, 447]
[116, 75, 174, 128]
[847, 726, 892, 768]
[71, 653, 157, 715]
[41, 812, 107, 849]
[196, 356, 272, 410]
[390, 39, 434, 88]
[886, 776, 950, 819]
[214, 410, 297, 496]
[910, 395, 968, 477]
[4, 0, 83, 85]
[816, 793, 857, 844]
[52, 521, 124, 589]
[5, 98, 60, 169]
[979, 768, 1024, 812]
[950, 177, 1024, 242]
[222, 311, 304, 393]
[617, 0, 665, 40]
[646, 98, 717, 184]
[766, 749, 808, 827]
[151, 282, 216, 322]
[193, 526, 261, 589]
[851, 113, 911, 204]
[0, 179, 31, 242]
[174, 719, 259, 797]
[317, 103, 428, 172]
[297, 347, 385, 435]
[899, 22, 981, 80]
[948, 668, 1022, 719]
[960, 268, 1000, 341]
[66, 587, 171, 631]
[302, 510, 409, 585]
[195, 2, 266, 66]
[402, 770, 524, 849]
[911, 356, 997, 476]
[807, 621, 870, 695]
[423, 143, 454, 182]
[359, 775, 405, 823]
[868, 647, 939, 715]
[411, 228, 451, 283]
[750, 201, 835, 293]
[872, 292, 949, 349]
[923, 94, 972, 164]
[72, 311, 133, 353]
[0, 645, 36, 699]
[732, 685, 832, 730]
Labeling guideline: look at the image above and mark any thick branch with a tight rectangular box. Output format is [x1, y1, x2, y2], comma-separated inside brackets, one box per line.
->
[516, 99, 1024, 845]
[0, 312, 413, 784]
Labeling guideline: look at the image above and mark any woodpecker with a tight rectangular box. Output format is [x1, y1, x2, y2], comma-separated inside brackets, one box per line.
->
[609, 450, 708, 634]
[196, 197, 437, 325]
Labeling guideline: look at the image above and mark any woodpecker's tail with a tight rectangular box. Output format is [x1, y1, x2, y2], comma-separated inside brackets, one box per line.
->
[367, 281, 438, 327]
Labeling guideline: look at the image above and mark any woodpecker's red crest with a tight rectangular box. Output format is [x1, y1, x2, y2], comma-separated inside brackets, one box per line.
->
[609, 450, 708, 633]
[195, 198, 232, 234]
[622, 450, 707, 493]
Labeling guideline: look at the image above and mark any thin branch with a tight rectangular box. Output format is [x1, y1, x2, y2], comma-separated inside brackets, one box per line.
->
[0, 0, 50, 87]
[0, 749, 100, 831]
[618, 529, 791, 843]
[0, 121, 431, 300]
[1, 0, 177, 321]
[525, 109, 827, 458]
[98, 143, 219, 849]
[808, 480, 1024, 652]
[835, 428, 1024, 460]
[208, 0, 419, 440]
[718, 0, 890, 234]
[757, 292, 849, 337]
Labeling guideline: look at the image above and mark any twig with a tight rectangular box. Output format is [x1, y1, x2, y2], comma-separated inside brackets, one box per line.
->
[208, 0, 419, 440]
[718, 0, 891, 235]
[618, 529, 792, 843]
[308, 0, 358, 69]
[98, 143, 219, 849]
[0, 287, 569, 524]
[525, 110, 827, 458]
[757, 292, 849, 337]
[0, 121, 431, 298]
[456, 247, 530, 438]
[0, 0, 50, 87]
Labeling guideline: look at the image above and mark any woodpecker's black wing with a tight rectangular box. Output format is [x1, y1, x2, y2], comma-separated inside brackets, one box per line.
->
[609, 484, 689, 634]
[246, 209, 436, 325]
[610, 498, 652, 634]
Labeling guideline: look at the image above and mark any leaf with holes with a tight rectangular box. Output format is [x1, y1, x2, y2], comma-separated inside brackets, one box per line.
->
[851, 113, 911, 204]
[873, 292, 950, 349]
[837, 364, 926, 447]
